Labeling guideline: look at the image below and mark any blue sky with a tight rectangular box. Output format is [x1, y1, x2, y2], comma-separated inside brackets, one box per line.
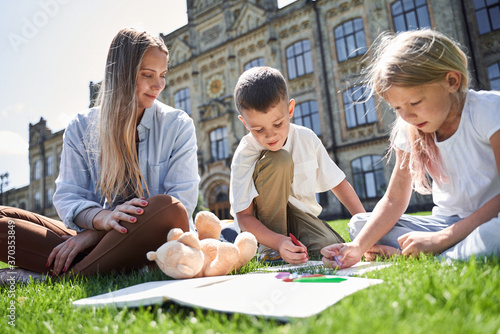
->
[0, 0, 295, 190]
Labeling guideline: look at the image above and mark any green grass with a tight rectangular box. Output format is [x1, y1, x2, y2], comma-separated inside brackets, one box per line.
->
[1, 218, 500, 334]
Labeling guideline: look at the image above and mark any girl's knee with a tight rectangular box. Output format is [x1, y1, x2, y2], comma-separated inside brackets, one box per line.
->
[348, 212, 371, 239]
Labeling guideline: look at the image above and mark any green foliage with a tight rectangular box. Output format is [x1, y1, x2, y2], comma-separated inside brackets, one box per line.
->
[1, 218, 500, 334]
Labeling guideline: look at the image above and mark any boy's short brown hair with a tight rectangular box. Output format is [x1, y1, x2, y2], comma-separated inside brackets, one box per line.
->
[233, 66, 289, 114]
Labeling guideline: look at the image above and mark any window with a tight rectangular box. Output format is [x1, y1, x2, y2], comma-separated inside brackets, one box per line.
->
[244, 57, 265, 71]
[174, 88, 191, 115]
[334, 18, 367, 62]
[343, 86, 377, 128]
[45, 188, 54, 208]
[294, 100, 322, 136]
[474, 0, 500, 34]
[286, 40, 314, 80]
[352, 155, 387, 199]
[488, 62, 500, 90]
[210, 127, 229, 161]
[34, 160, 42, 180]
[46, 155, 53, 176]
[391, 0, 431, 32]
[209, 184, 231, 220]
[34, 191, 41, 211]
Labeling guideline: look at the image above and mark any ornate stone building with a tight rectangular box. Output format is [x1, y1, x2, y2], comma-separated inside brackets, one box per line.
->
[2, 0, 499, 221]
[2, 118, 63, 220]
[158, 0, 500, 219]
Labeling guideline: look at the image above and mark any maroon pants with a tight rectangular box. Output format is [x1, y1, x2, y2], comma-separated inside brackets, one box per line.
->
[0, 194, 189, 276]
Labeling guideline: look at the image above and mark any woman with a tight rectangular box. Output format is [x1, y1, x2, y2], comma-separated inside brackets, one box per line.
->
[0, 28, 200, 282]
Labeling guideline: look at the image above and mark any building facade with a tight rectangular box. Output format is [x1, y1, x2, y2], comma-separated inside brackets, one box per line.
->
[2, 0, 499, 221]
[158, 0, 500, 219]
[2, 118, 63, 220]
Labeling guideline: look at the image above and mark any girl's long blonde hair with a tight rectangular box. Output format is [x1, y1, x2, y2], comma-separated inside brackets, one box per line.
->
[365, 29, 469, 194]
[95, 27, 169, 205]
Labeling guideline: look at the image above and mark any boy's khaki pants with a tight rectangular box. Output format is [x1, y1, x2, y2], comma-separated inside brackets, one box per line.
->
[252, 149, 344, 254]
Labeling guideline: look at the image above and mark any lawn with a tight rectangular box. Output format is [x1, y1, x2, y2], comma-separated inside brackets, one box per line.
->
[1, 217, 499, 334]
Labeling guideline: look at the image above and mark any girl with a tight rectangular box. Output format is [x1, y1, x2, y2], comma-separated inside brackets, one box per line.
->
[322, 29, 500, 268]
[0, 28, 200, 283]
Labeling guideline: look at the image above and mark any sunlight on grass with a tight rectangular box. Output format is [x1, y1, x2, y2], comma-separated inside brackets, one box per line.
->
[1, 216, 499, 334]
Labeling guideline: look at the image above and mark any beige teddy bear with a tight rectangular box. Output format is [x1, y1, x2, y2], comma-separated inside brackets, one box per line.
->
[147, 211, 257, 279]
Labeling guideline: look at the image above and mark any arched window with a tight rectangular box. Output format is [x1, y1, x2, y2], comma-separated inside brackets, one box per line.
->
[343, 86, 377, 128]
[334, 18, 366, 62]
[474, 0, 500, 35]
[34, 160, 42, 180]
[487, 62, 500, 90]
[45, 188, 54, 208]
[46, 155, 53, 176]
[174, 88, 191, 115]
[34, 191, 41, 211]
[294, 100, 321, 135]
[286, 39, 313, 80]
[244, 57, 265, 71]
[352, 155, 386, 199]
[210, 127, 229, 161]
[209, 183, 231, 219]
[391, 0, 431, 32]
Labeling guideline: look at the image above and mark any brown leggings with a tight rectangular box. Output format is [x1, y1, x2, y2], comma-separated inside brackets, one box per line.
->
[0, 194, 189, 276]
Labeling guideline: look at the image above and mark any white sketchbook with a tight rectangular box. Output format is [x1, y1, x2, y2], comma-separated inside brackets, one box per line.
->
[73, 272, 383, 320]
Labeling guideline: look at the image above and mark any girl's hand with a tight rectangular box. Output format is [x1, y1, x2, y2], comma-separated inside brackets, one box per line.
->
[93, 197, 148, 233]
[278, 238, 308, 264]
[398, 231, 446, 256]
[321, 242, 363, 269]
[47, 230, 104, 275]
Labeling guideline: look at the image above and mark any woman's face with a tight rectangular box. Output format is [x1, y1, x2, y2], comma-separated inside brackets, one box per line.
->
[136, 47, 168, 112]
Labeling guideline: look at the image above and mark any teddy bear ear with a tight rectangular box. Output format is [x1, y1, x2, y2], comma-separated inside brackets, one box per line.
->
[167, 228, 184, 241]
[146, 251, 157, 261]
[177, 232, 202, 250]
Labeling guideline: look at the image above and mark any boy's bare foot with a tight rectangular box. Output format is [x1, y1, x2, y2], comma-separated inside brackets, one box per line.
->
[364, 244, 401, 261]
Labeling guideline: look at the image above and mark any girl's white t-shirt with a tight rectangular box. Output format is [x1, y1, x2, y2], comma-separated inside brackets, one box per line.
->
[397, 90, 500, 218]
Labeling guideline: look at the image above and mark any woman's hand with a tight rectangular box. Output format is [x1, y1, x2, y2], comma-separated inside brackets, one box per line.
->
[321, 242, 363, 269]
[278, 238, 308, 264]
[93, 197, 148, 233]
[398, 231, 447, 256]
[47, 230, 104, 275]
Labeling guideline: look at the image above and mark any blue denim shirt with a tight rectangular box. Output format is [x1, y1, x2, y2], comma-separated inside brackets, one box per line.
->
[53, 100, 200, 232]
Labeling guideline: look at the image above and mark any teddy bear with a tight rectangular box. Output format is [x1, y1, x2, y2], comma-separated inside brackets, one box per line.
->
[146, 211, 258, 279]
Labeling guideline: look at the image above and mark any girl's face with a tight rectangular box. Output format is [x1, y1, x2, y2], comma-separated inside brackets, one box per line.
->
[136, 47, 168, 112]
[384, 71, 463, 141]
[238, 99, 295, 151]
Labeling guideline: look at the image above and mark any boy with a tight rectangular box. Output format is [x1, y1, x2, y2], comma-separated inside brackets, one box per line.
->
[230, 67, 365, 264]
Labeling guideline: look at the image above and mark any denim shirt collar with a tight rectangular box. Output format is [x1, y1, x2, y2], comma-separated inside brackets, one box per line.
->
[137, 102, 156, 141]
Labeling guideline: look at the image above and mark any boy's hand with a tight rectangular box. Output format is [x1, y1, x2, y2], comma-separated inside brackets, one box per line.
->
[321, 242, 362, 269]
[278, 238, 308, 264]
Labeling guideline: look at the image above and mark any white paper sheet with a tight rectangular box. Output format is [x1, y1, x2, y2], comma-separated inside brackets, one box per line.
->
[73, 273, 383, 320]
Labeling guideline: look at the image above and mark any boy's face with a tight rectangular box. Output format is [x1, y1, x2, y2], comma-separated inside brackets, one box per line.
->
[238, 99, 295, 151]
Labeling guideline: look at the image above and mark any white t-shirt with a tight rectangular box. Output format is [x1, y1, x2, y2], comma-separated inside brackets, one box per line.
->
[230, 123, 346, 228]
[396, 90, 500, 218]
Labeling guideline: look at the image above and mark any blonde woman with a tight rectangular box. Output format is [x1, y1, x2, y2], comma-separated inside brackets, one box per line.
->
[0, 28, 200, 283]
[322, 29, 500, 268]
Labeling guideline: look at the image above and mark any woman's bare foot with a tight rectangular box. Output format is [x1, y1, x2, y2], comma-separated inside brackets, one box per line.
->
[364, 244, 401, 261]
